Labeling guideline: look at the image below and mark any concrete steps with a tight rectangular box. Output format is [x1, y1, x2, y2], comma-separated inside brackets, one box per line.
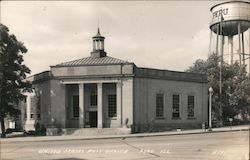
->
[47, 128, 131, 136]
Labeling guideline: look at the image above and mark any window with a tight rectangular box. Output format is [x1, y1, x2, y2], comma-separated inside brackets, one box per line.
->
[37, 114, 41, 119]
[172, 94, 180, 118]
[90, 94, 97, 106]
[24, 107, 27, 119]
[108, 95, 117, 118]
[24, 96, 27, 103]
[31, 114, 34, 119]
[188, 95, 195, 118]
[37, 96, 41, 111]
[156, 94, 164, 118]
[72, 95, 79, 117]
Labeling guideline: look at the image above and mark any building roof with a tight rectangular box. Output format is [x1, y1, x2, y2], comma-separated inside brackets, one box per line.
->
[54, 56, 130, 67]
[135, 67, 207, 83]
[26, 71, 51, 83]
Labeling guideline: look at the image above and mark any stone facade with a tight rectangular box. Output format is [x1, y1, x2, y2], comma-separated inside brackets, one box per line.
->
[132, 68, 208, 132]
[20, 29, 208, 135]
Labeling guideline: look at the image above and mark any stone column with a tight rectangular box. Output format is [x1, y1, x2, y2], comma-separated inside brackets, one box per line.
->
[116, 82, 122, 127]
[97, 83, 103, 128]
[79, 83, 84, 128]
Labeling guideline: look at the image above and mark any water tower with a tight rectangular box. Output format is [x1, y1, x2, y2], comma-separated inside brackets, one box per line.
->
[209, 1, 250, 68]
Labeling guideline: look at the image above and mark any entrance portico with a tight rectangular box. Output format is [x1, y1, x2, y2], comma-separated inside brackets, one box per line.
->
[62, 79, 122, 129]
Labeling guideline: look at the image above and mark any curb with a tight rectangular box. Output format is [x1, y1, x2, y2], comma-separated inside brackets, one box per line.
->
[1, 128, 249, 143]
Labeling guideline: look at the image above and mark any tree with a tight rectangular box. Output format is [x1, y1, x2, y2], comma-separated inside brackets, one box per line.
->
[0, 23, 32, 138]
[187, 53, 250, 126]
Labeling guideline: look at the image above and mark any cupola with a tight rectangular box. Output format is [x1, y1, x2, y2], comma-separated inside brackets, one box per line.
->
[91, 28, 107, 58]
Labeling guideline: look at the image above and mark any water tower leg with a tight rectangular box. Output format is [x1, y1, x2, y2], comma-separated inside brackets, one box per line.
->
[238, 23, 242, 66]
[241, 32, 245, 65]
[216, 25, 219, 55]
[228, 36, 233, 65]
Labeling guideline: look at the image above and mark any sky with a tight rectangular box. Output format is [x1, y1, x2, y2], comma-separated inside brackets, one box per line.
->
[0, 0, 235, 75]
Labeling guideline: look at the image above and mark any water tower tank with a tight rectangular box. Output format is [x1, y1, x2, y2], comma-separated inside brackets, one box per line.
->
[210, 1, 250, 36]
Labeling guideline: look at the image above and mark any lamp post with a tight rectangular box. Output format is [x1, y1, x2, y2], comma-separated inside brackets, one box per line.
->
[208, 87, 213, 131]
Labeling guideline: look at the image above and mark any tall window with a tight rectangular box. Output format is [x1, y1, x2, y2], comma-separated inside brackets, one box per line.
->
[188, 95, 195, 118]
[37, 96, 41, 111]
[37, 114, 41, 119]
[37, 96, 41, 120]
[172, 94, 180, 118]
[108, 95, 117, 118]
[72, 95, 79, 117]
[156, 94, 164, 118]
[24, 96, 27, 103]
[90, 94, 97, 106]
[24, 106, 27, 119]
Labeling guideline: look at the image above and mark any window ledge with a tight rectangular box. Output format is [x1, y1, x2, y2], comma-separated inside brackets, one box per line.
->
[187, 117, 196, 120]
[172, 118, 181, 120]
[71, 117, 79, 120]
[109, 117, 117, 120]
[155, 117, 165, 120]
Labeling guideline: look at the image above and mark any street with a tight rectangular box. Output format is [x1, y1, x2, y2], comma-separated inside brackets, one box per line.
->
[1, 131, 249, 160]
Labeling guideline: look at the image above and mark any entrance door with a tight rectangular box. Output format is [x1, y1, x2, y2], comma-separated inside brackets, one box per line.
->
[89, 111, 97, 128]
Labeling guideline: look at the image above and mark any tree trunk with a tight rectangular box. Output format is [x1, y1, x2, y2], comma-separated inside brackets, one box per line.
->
[0, 117, 6, 138]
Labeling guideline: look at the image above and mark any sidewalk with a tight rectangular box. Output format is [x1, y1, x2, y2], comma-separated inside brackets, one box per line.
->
[1, 125, 249, 142]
